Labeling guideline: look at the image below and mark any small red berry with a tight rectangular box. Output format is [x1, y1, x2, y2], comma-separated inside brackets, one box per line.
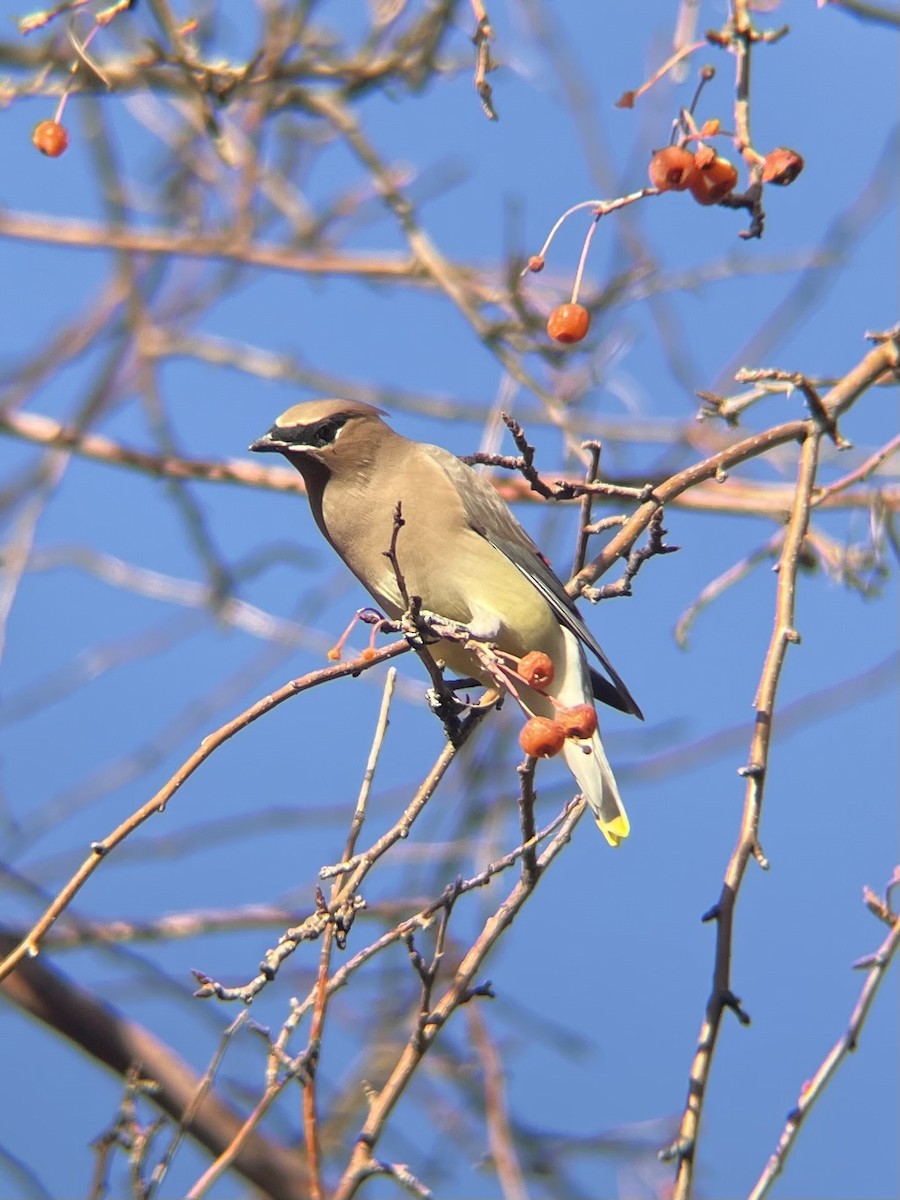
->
[557, 703, 599, 740]
[518, 650, 555, 690]
[547, 303, 590, 345]
[648, 146, 697, 192]
[32, 120, 68, 158]
[527, 255, 545, 273]
[689, 156, 739, 205]
[519, 716, 566, 759]
[762, 147, 804, 186]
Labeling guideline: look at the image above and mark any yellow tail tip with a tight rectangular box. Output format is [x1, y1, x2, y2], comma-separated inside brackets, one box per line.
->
[596, 814, 630, 847]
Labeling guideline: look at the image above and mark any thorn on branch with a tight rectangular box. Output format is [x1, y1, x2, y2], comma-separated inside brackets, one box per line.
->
[659, 1134, 694, 1164]
[752, 840, 771, 870]
[722, 989, 751, 1025]
[584, 506, 678, 600]
[404, 932, 433, 988]
[192, 971, 217, 999]
[372, 1158, 434, 1199]
[738, 761, 765, 779]
[696, 389, 736, 425]
[461, 980, 496, 1004]
[865, 324, 900, 348]
[852, 951, 886, 971]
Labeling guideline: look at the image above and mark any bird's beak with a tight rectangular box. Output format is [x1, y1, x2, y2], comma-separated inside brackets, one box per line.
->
[249, 429, 282, 453]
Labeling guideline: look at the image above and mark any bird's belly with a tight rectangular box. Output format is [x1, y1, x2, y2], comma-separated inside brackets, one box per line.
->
[335, 509, 561, 680]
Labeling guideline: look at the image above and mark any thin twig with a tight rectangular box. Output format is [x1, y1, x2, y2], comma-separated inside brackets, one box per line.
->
[665, 422, 825, 1199]
[0, 644, 410, 985]
[747, 874, 900, 1200]
[333, 800, 585, 1200]
[303, 668, 398, 1199]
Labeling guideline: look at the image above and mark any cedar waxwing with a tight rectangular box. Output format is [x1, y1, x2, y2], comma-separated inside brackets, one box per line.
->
[250, 400, 642, 845]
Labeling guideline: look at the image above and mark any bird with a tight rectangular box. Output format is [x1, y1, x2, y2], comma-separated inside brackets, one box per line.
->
[249, 399, 642, 845]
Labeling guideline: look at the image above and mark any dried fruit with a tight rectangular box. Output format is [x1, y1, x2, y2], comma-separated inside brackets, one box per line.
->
[762, 147, 804, 186]
[547, 303, 590, 345]
[32, 120, 68, 158]
[519, 716, 566, 759]
[648, 146, 697, 191]
[689, 156, 739, 205]
[557, 703, 599, 740]
[518, 650, 555, 690]
[694, 144, 717, 171]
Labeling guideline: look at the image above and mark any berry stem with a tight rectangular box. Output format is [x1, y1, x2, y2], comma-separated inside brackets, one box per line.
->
[527, 200, 605, 272]
[571, 213, 601, 306]
[687, 64, 716, 117]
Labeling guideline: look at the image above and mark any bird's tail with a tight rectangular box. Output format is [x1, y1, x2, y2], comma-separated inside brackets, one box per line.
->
[551, 629, 630, 846]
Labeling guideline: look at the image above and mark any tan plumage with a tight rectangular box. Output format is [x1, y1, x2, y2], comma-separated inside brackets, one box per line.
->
[250, 399, 642, 845]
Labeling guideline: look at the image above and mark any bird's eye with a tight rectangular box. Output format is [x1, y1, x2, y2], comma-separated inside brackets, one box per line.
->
[308, 417, 346, 448]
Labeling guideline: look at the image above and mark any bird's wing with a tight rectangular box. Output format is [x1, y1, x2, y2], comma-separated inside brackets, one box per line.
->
[420, 444, 643, 719]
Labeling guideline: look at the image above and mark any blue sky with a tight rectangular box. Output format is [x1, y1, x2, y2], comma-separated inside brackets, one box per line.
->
[1, 3, 897, 1198]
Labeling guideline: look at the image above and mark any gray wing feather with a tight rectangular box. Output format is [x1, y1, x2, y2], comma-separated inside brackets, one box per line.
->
[421, 444, 643, 719]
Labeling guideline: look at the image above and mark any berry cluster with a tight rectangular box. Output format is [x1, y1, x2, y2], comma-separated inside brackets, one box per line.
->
[648, 144, 738, 204]
[529, 60, 805, 347]
[513, 651, 600, 760]
[519, 704, 598, 758]
[648, 143, 803, 204]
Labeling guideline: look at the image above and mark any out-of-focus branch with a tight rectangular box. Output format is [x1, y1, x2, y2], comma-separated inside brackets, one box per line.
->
[818, 0, 900, 28]
[467, 1005, 528, 1200]
[6, 407, 896, 521]
[0, 209, 426, 284]
[0, 407, 303, 493]
[0, 929, 307, 1200]
[0, 643, 409, 986]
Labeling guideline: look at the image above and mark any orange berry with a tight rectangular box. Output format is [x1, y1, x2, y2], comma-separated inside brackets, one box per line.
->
[32, 120, 68, 157]
[557, 703, 599, 740]
[547, 303, 590, 345]
[688, 156, 739, 205]
[519, 716, 566, 759]
[762, 147, 804, 186]
[518, 650, 554, 690]
[327, 646, 342, 661]
[527, 255, 545, 273]
[648, 146, 697, 192]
